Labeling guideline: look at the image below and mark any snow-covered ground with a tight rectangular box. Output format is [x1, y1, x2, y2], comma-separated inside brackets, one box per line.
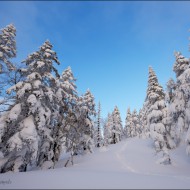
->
[1, 137, 190, 189]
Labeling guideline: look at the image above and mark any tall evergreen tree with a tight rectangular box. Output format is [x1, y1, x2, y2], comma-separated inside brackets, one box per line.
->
[95, 102, 103, 147]
[170, 52, 190, 155]
[54, 66, 78, 163]
[0, 40, 60, 172]
[164, 78, 177, 149]
[147, 67, 171, 164]
[168, 52, 188, 144]
[74, 89, 96, 154]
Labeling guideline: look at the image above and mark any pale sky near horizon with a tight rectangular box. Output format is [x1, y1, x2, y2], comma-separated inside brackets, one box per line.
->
[1, 1, 190, 124]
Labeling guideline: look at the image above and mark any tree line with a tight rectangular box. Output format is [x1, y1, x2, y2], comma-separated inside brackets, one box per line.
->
[0, 23, 190, 173]
[0, 24, 97, 172]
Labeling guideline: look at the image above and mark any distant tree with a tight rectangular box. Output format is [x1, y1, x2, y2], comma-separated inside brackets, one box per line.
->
[139, 106, 147, 138]
[103, 113, 113, 146]
[94, 102, 103, 147]
[124, 108, 132, 138]
[140, 94, 152, 138]
[111, 106, 123, 144]
[131, 109, 139, 137]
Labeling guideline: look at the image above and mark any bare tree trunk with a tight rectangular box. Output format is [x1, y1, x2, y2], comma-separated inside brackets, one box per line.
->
[64, 158, 70, 167]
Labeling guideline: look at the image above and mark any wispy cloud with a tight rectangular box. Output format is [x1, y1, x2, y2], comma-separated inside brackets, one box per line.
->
[131, 2, 190, 44]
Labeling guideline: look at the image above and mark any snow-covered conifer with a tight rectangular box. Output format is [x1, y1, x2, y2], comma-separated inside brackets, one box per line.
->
[171, 53, 187, 139]
[103, 113, 113, 146]
[124, 108, 132, 138]
[164, 78, 177, 149]
[69, 89, 96, 155]
[140, 100, 150, 138]
[54, 66, 78, 162]
[94, 102, 103, 147]
[111, 106, 123, 144]
[80, 90, 96, 152]
[139, 105, 148, 138]
[171, 52, 190, 154]
[147, 67, 171, 164]
[131, 109, 139, 137]
[0, 24, 16, 73]
[0, 40, 60, 172]
[0, 24, 19, 112]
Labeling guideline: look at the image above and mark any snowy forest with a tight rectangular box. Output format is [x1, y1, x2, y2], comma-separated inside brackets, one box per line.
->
[0, 23, 190, 176]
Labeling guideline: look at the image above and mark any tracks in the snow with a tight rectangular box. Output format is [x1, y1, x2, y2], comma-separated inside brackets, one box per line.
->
[114, 140, 190, 182]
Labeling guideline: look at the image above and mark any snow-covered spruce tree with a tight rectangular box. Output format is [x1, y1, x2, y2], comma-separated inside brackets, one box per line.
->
[103, 113, 113, 146]
[136, 109, 141, 136]
[171, 52, 190, 155]
[94, 102, 103, 147]
[63, 95, 84, 167]
[0, 24, 16, 73]
[72, 89, 96, 155]
[0, 40, 60, 172]
[124, 108, 132, 138]
[164, 78, 177, 149]
[54, 66, 78, 163]
[111, 106, 123, 144]
[0, 24, 19, 112]
[166, 78, 176, 106]
[140, 97, 152, 138]
[138, 108, 143, 135]
[138, 105, 148, 138]
[131, 109, 139, 137]
[81, 89, 96, 152]
[167, 53, 188, 146]
[162, 106, 176, 150]
[147, 67, 171, 164]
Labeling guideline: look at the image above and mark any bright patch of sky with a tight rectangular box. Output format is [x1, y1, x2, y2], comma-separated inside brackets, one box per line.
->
[1, 1, 190, 124]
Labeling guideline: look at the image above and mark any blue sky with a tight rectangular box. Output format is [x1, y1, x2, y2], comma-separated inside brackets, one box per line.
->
[1, 1, 190, 124]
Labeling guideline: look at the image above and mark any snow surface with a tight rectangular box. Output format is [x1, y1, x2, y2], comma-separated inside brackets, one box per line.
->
[1, 138, 190, 189]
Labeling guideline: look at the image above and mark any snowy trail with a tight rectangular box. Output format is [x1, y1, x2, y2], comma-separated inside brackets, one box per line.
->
[115, 139, 190, 182]
[1, 138, 190, 189]
[115, 139, 139, 173]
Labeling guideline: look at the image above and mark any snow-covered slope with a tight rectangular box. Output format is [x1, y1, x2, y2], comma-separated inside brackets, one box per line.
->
[1, 138, 190, 189]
